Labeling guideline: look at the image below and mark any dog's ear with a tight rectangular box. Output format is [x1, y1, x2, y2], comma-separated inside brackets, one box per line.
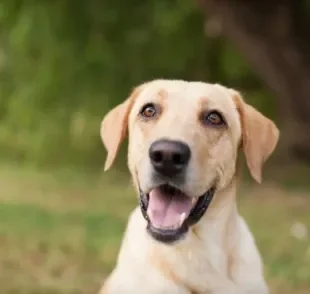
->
[100, 86, 142, 171]
[231, 90, 280, 183]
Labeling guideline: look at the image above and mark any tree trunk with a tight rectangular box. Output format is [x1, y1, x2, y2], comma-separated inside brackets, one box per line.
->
[197, 0, 310, 162]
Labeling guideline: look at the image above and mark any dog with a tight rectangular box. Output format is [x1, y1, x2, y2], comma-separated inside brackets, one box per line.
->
[98, 79, 279, 294]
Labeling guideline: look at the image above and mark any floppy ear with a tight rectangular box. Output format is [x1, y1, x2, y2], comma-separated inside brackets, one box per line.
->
[100, 87, 141, 171]
[232, 91, 280, 183]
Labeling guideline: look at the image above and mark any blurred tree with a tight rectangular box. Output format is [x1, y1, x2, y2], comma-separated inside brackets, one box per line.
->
[197, 0, 310, 163]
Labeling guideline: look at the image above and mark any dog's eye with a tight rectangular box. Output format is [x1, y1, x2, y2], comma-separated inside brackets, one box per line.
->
[202, 111, 225, 126]
[140, 103, 157, 118]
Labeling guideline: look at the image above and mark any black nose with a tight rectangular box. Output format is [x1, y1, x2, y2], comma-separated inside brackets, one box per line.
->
[149, 139, 191, 177]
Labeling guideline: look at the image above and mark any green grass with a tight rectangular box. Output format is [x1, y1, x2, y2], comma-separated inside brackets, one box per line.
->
[0, 164, 309, 294]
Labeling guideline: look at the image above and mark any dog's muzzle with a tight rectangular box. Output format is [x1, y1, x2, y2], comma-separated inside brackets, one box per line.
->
[138, 138, 215, 244]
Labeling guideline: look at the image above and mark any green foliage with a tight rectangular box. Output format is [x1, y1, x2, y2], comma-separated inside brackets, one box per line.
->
[0, 0, 271, 168]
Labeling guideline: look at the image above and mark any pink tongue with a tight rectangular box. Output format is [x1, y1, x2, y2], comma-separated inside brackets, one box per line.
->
[147, 187, 192, 229]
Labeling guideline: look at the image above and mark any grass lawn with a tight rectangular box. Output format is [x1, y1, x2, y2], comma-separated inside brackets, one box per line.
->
[0, 164, 309, 294]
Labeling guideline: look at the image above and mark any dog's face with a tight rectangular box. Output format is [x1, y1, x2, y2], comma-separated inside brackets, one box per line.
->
[100, 80, 279, 244]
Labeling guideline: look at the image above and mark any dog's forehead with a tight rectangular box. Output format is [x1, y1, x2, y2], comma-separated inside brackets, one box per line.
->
[131, 80, 237, 119]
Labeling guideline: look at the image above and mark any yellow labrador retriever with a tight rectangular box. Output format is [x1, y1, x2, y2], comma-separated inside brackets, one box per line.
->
[99, 80, 279, 294]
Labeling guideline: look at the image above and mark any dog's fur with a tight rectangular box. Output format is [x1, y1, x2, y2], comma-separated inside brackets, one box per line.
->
[98, 80, 279, 294]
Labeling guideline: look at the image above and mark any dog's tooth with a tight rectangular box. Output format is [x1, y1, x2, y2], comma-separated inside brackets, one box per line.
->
[191, 197, 198, 205]
[179, 212, 186, 225]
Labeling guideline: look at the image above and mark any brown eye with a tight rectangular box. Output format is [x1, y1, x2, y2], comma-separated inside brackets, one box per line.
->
[140, 103, 156, 118]
[202, 111, 225, 126]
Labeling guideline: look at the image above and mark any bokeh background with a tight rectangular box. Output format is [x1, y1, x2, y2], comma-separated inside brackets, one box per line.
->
[0, 1, 309, 293]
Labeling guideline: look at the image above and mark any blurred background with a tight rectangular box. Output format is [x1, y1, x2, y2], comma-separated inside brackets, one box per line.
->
[0, 0, 309, 293]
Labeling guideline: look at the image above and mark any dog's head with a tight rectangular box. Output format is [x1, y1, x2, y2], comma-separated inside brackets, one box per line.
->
[100, 80, 279, 244]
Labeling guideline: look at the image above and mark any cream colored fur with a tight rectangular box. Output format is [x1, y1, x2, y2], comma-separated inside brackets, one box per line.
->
[98, 80, 280, 294]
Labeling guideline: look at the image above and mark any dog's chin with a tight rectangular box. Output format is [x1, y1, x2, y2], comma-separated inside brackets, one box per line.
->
[139, 184, 215, 244]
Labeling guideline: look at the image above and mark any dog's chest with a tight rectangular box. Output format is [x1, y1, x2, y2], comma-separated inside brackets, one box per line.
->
[158, 236, 230, 292]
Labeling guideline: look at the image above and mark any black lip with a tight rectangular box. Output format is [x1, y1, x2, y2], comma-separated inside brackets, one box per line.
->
[139, 185, 215, 244]
[147, 223, 188, 243]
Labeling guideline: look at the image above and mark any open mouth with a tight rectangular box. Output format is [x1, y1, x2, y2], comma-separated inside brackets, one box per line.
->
[139, 184, 215, 244]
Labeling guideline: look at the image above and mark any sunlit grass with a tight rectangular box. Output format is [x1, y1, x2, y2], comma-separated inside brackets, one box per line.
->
[0, 164, 309, 294]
